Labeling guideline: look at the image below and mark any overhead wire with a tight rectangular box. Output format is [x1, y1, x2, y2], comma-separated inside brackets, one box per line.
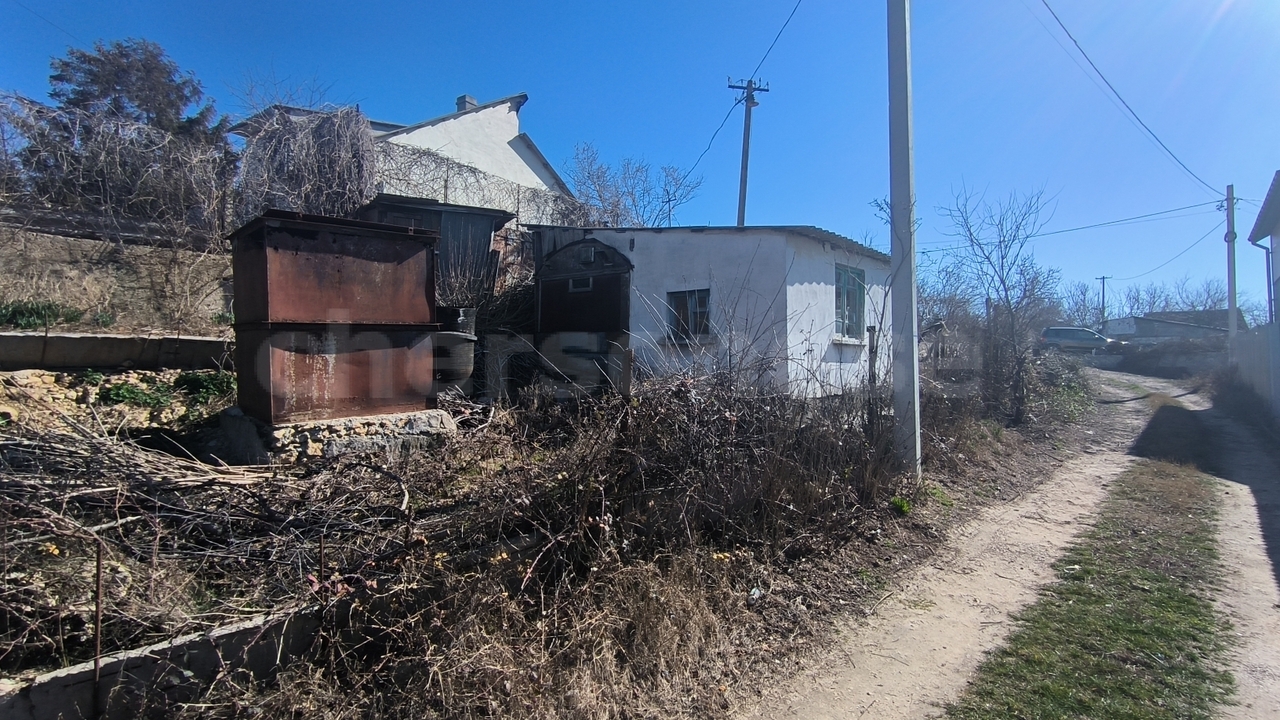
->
[915, 200, 1221, 247]
[675, 0, 803, 198]
[749, 0, 804, 81]
[1030, 203, 1220, 237]
[9, 0, 83, 43]
[1111, 220, 1225, 281]
[1036, 0, 1221, 198]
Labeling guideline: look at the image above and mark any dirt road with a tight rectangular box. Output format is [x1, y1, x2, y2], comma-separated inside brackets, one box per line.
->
[742, 370, 1280, 719]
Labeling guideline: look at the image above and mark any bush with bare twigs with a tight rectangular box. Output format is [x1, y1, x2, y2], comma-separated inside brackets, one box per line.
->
[2, 357, 913, 717]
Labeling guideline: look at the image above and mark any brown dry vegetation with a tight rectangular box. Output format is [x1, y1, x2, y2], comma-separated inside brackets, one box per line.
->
[0, 356, 1088, 719]
[0, 226, 232, 336]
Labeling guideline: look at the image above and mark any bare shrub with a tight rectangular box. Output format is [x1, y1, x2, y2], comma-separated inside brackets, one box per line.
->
[233, 106, 376, 224]
[376, 141, 586, 226]
[943, 189, 1061, 424]
[3, 355, 908, 717]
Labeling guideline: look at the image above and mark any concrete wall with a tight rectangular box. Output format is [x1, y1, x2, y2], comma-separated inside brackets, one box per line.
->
[0, 332, 231, 371]
[0, 608, 318, 720]
[1233, 323, 1280, 416]
[783, 236, 891, 394]
[388, 101, 560, 193]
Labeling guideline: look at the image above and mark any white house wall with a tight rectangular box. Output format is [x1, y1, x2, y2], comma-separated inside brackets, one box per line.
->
[584, 228, 791, 387]
[783, 237, 891, 395]
[387, 103, 560, 193]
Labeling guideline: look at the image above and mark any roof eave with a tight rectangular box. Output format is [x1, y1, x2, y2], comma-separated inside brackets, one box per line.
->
[1247, 170, 1280, 244]
[374, 93, 531, 141]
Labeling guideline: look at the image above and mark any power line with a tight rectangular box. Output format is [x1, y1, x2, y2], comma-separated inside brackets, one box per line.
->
[750, 0, 804, 80]
[9, 0, 83, 43]
[682, 97, 744, 180]
[1031, 201, 1220, 237]
[1037, 0, 1220, 198]
[1112, 220, 1225, 281]
[916, 200, 1220, 247]
[675, 0, 803, 206]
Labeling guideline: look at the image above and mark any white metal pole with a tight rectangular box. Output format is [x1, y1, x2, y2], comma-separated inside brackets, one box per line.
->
[888, 0, 921, 479]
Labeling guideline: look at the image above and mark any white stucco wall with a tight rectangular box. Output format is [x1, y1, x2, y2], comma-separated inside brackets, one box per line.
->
[584, 228, 791, 387]
[577, 227, 891, 395]
[386, 102, 562, 193]
[783, 237, 892, 395]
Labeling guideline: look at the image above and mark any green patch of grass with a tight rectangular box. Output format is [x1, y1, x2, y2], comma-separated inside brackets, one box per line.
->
[927, 484, 954, 507]
[947, 462, 1234, 720]
[889, 496, 911, 515]
[0, 300, 83, 329]
[99, 381, 174, 408]
[76, 370, 104, 387]
[174, 370, 235, 405]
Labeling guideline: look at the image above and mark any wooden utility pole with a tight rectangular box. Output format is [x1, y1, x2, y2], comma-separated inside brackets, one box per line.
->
[729, 78, 768, 227]
[888, 0, 921, 479]
[1096, 275, 1111, 325]
[1226, 185, 1238, 353]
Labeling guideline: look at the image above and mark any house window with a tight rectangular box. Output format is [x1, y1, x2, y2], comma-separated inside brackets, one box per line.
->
[668, 289, 710, 342]
[835, 265, 866, 338]
[568, 277, 593, 293]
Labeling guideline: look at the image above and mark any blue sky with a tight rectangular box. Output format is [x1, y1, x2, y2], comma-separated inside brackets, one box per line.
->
[3, 0, 1278, 312]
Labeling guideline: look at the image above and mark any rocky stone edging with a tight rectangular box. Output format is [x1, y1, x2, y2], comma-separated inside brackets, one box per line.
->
[218, 407, 457, 464]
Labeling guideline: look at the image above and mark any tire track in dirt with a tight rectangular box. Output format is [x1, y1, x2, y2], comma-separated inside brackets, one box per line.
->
[741, 371, 1149, 719]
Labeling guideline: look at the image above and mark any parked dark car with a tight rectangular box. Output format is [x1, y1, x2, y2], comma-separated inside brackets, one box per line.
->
[1038, 326, 1128, 354]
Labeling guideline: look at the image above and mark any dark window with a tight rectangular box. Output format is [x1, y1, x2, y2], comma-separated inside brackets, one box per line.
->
[569, 277, 593, 292]
[835, 265, 866, 337]
[668, 289, 710, 342]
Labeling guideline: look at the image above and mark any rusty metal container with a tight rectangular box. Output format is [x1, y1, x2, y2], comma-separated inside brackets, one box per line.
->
[230, 211, 443, 425]
[232, 210, 438, 325]
[234, 323, 437, 424]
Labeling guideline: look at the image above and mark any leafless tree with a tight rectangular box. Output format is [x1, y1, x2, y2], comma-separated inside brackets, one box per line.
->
[1059, 280, 1102, 328]
[564, 142, 702, 227]
[943, 188, 1060, 424]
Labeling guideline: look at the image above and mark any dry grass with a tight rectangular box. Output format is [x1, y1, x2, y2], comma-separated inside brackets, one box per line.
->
[0, 227, 231, 335]
[2, 358, 1089, 718]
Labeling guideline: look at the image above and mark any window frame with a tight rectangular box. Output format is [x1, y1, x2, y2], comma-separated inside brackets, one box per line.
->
[568, 276, 593, 293]
[667, 288, 711, 344]
[835, 264, 867, 339]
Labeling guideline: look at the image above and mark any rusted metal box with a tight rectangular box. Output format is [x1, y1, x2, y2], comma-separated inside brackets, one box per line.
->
[234, 323, 436, 424]
[230, 211, 443, 425]
[232, 210, 438, 325]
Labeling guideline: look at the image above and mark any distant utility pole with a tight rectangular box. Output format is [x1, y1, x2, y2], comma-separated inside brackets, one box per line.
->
[1226, 184, 1238, 355]
[729, 78, 768, 227]
[1096, 275, 1111, 325]
[887, 0, 921, 480]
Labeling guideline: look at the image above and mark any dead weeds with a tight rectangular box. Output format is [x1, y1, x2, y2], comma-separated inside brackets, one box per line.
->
[2, 361, 1090, 718]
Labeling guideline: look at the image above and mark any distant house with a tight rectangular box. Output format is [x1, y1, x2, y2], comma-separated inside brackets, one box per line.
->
[1101, 309, 1247, 345]
[233, 94, 582, 225]
[374, 95, 572, 202]
[526, 225, 892, 396]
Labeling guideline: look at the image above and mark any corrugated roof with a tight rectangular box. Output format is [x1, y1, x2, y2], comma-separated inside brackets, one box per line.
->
[1247, 170, 1280, 244]
[528, 224, 890, 264]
